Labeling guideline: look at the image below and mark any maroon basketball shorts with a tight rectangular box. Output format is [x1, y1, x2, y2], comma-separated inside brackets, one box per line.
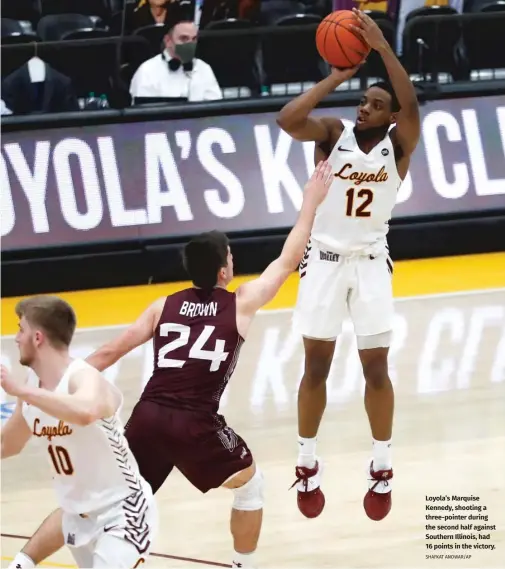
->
[124, 399, 253, 494]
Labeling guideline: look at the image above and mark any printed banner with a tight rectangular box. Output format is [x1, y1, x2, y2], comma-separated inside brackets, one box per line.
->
[2, 94, 504, 252]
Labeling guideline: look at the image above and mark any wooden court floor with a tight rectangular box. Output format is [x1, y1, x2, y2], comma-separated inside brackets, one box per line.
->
[1, 253, 504, 568]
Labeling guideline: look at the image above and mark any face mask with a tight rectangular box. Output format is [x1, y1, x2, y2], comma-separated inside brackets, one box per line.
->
[174, 41, 197, 64]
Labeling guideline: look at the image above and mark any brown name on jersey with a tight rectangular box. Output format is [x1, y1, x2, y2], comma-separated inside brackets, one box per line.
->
[180, 300, 218, 318]
[334, 163, 388, 186]
[33, 418, 73, 441]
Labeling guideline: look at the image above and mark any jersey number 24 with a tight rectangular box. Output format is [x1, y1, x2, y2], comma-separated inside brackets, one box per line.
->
[157, 323, 229, 372]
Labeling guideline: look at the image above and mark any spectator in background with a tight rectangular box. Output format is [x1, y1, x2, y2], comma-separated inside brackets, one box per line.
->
[130, 0, 178, 30]
[129, 16, 222, 102]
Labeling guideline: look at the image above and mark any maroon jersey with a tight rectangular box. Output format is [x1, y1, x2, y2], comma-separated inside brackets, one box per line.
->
[141, 287, 244, 413]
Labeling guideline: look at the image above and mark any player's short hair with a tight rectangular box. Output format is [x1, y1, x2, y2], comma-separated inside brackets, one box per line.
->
[183, 231, 230, 290]
[368, 81, 401, 113]
[15, 295, 77, 348]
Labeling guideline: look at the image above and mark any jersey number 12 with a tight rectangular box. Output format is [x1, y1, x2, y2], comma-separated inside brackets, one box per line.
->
[345, 187, 373, 217]
[158, 323, 229, 372]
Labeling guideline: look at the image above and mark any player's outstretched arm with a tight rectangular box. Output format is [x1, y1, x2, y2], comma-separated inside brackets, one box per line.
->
[276, 68, 358, 142]
[86, 297, 165, 372]
[236, 161, 333, 316]
[351, 8, 420, 154]
[1, 366, 32, 458]
[6, 368, 117, 427]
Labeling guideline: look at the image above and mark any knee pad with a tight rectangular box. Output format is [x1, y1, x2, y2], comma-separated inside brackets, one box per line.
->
[232, 467, 264, 511]
[357, 331, 392, 350]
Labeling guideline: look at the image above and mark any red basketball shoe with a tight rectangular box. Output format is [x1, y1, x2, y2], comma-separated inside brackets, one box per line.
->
[290, 460, 325, 519]
[363, 461, 393, 521]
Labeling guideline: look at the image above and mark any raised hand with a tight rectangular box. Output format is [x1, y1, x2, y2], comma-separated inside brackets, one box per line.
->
[1, 365, 23, 398]
[303, 160, 334, 207]
[350, 8, 388, 51]
[330, 65, 362, 80]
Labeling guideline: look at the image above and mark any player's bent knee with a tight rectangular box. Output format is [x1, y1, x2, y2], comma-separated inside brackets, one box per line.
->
[232, 467, 264, 511]
[304, 357, 333, 384]
[357, 331, 392, 351]
[303, 337, 336, 383]
[304, 352, 334, 383]
[360, 357, 389, 391]
[362, 364, 389, 389]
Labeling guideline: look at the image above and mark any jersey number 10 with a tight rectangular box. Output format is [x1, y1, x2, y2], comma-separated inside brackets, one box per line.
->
[48, 445, 74, 476]
[345, 187, 373, 217]
[158, 323, 229, 372]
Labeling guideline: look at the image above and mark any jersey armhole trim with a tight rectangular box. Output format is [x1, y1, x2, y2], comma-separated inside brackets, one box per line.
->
[232, 292, 246, 343]
[388, 127, 405, 164]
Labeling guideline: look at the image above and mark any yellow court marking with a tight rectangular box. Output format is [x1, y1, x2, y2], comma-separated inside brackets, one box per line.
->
[1, 252, 504, 336]
[1, 556, 74, 568]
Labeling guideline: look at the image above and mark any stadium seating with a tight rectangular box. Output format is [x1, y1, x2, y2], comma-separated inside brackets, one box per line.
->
[1, 0, 505, 109]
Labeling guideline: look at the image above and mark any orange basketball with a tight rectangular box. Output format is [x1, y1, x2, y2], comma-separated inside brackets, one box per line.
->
[316, 10, 371, 69]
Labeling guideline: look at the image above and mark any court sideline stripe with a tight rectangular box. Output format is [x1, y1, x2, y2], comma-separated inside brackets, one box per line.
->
[1, 533, 231, 568]
[2, 252, 504, 336]
[1, 287, 504, 339]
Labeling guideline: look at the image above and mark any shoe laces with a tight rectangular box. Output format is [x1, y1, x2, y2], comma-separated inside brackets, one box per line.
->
[290, 464, 318, 491]
[369, 467, 393, 492]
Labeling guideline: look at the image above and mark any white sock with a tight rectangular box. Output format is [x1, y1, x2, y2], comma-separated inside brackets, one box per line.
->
[297, 436, 317, 468]
[8, 553, 35, 569]
[232, 551, 256, 569]
[372, 438, 392, 471]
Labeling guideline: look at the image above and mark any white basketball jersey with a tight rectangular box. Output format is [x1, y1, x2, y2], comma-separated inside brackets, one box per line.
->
[311, 125, 402, 255]
[22, 359, 148, 514]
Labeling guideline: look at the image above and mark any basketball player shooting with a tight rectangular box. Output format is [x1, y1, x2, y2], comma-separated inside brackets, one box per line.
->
[0, 296, 158, 568]
[4, 162, 333, 569]
[277, 9, 420, 521]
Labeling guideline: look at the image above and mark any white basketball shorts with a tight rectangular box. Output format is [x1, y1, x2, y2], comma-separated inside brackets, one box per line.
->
[62, 490, 158, 568]
[293, 239, 394, 340]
